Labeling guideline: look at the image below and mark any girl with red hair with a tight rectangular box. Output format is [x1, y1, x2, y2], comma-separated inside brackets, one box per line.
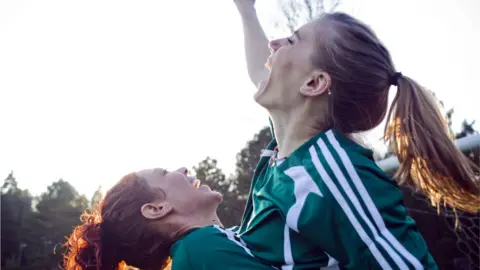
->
[64, 167, 272, 270]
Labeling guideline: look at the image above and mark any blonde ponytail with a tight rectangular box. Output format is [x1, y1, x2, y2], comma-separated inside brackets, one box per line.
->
[385, 75, 480, 214]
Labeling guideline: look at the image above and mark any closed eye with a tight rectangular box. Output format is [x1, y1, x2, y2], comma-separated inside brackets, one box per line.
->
[289, 30, 300, 44]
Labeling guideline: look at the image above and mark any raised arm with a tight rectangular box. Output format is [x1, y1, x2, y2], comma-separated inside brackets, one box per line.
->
[234, 0, 271, 86]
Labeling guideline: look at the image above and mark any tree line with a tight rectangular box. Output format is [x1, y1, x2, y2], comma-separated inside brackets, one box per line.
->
[2, 115, 479, 269]
[0, 125, 273, 269]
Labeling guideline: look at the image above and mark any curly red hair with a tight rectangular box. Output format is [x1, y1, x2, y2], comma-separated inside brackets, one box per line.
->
[63, 173, 172, 269]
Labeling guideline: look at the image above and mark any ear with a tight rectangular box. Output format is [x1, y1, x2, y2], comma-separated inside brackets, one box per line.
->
[299, 70, 331, 97]
[141, 201, 173, 220]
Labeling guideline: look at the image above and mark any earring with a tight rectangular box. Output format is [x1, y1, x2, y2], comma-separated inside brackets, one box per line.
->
[325, 79, 331, 95]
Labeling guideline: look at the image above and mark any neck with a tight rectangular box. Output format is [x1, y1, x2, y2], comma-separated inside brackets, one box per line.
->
[269, 105, 326, 158]
[170, 212, 223, 241]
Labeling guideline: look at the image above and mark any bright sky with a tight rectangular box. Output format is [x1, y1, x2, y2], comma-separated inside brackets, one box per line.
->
[1, 0, 478, 198]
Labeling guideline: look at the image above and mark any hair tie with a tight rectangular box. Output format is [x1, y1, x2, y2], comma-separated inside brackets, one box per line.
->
[390, 72, 402, 86]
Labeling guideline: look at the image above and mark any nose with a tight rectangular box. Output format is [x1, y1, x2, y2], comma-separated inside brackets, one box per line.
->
[176, 167, 195, 185]
[268, 38, 286, 52]
[176, 167, 188, 175]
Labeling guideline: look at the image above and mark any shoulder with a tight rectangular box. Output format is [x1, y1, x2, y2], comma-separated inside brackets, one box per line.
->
[170, 235, 193, 270]
[175, 226, 248, 257]
[170, 227, 223, 270]
[298, 130, 373, 165]
[288, 130, 379, 178]
[281, 129, 399, 199]
[179, 226, 222, 246]
[173, 226, 273, 270]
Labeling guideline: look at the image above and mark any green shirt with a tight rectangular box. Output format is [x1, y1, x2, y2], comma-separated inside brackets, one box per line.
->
[170, 225, 273, 270]
[238, 127, 438, 270]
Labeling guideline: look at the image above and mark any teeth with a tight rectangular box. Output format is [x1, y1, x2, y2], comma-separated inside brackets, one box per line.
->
[193, 179, 201, 189]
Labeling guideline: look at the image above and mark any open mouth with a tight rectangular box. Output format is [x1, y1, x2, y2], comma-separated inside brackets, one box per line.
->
[189, 176, 212, 191]
[192, 179, 201, 189]
[265, 55, 273, 70]
[257, 79, 267, 90]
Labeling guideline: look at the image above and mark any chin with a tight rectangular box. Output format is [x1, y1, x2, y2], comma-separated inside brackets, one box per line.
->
[212, 191, 223, 203]
[253, 90, 263, 104]
[253, 94, 267, 109]
[255, 90, 280, 111]
[253, 79, 271, 107]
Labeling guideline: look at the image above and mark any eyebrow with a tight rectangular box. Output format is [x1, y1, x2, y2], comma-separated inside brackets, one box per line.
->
[156, 168, 167, 176]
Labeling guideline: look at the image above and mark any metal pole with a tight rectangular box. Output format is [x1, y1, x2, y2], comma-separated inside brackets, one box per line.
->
[377, 134, 480, 173]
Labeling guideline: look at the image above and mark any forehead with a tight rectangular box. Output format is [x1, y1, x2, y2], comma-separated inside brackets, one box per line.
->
[290, 20, 322, 51]
[297, 19, 322, 36]
[297, 17, 335, 49]
[136, 168, 167, 180]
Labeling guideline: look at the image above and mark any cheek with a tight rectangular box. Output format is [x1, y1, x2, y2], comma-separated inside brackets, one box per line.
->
[168, 181, 195, 200]
[170, 186, 199, 212]
[273, 47, 293, 71]
[290, 48, 310, 72]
